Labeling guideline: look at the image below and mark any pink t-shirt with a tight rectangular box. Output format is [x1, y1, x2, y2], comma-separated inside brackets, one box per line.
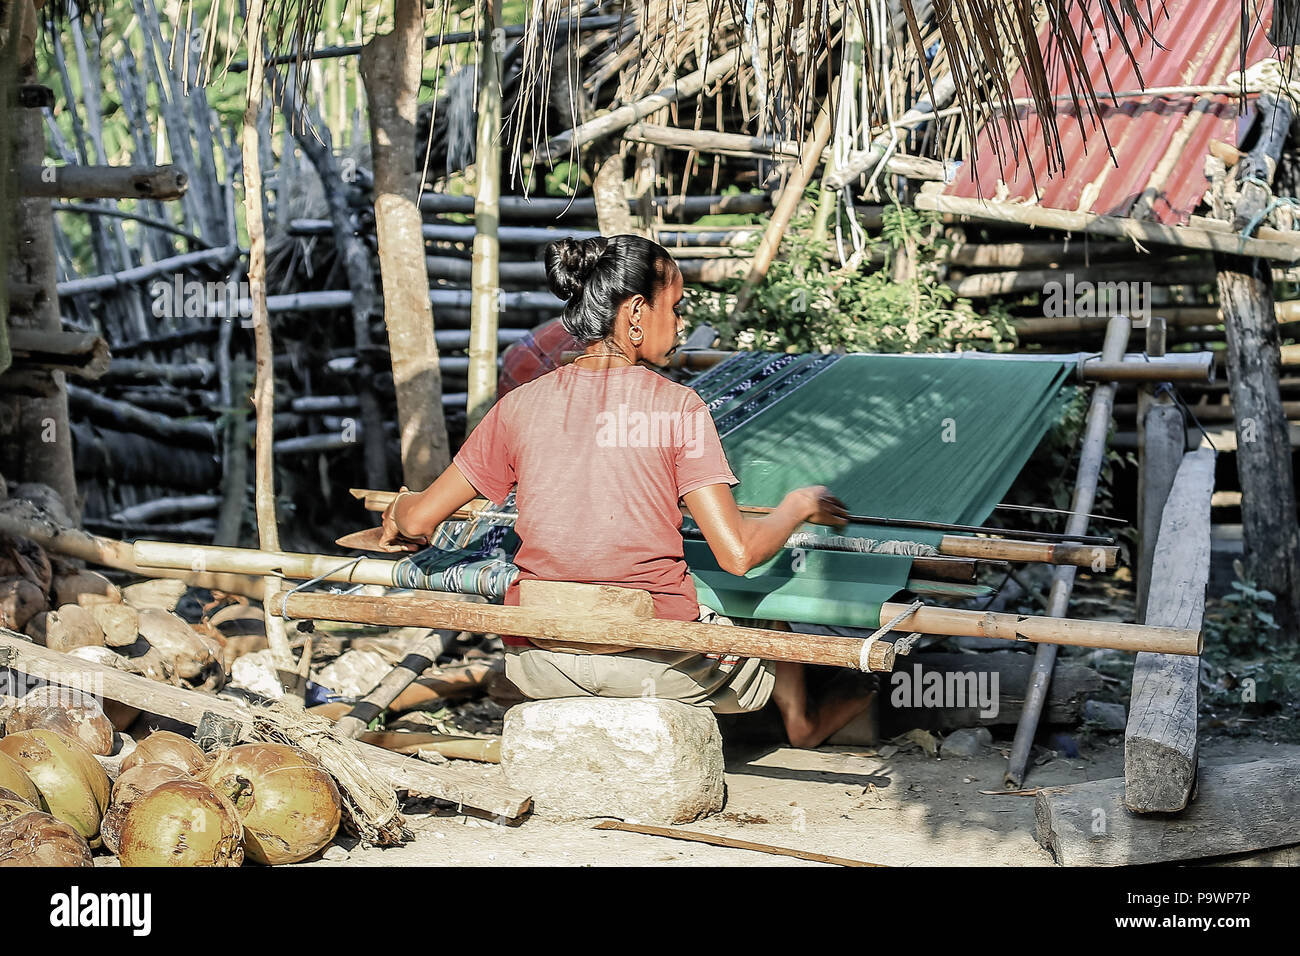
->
[453, 363, 738, 644]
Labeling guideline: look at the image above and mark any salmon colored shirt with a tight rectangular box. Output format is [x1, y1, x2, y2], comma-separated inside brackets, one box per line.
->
[453, 362, 738, 646]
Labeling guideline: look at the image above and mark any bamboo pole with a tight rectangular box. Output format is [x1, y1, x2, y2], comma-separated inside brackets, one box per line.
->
[467, 0, 503, 432]
[732, 99, 835, 316]
[544, 45, 745, 156]
[268, 589, 1201, 663]
[0, 503, 262, 596]
[1006, 316, 1133, 789]
[240, 0, 294, 679]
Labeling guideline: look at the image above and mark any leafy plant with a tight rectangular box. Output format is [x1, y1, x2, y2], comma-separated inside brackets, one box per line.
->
[681, 187, 1017, 354]
[1204, 561, 1283, 658]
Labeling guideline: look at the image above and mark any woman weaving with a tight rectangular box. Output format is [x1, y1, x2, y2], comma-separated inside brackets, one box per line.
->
[378, 235, 873, 747]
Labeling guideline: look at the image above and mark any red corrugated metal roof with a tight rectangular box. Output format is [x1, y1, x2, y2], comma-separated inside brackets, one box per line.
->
[943, 0, 1283, 226]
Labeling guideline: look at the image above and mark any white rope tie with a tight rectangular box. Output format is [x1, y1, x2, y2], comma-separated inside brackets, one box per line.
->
[858, 599, 924, 671]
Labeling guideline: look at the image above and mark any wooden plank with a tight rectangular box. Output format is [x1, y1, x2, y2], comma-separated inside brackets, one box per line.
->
[1036, 759, 1300, 865]
[1124, 447, 1215, 813]
[0, 630, 532, 819]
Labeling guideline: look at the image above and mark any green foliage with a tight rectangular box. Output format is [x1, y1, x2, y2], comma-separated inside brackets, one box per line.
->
[680, 188, 1018, 354]
[1204, 561, 1283, 658]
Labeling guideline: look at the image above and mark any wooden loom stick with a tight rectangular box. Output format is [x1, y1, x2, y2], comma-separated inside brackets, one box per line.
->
[592, 820, 884, 867]
[268, 587, 1202, 662]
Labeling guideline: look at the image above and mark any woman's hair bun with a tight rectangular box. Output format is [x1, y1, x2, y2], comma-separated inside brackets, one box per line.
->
[544, 236, 609, 301]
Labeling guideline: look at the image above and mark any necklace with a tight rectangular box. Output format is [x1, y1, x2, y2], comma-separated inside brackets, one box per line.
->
[572, 352, 635, 367]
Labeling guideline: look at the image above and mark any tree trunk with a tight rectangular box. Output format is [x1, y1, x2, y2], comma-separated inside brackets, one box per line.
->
[1214, 252, 1300, 640]
[361, 0, 450, 488]
[1, 0, 79, 522]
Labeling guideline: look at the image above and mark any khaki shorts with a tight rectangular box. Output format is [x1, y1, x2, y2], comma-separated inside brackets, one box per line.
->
[504, 605, 776, 714]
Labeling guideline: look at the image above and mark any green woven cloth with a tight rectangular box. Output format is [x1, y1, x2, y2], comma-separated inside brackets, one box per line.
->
[685, 353, 1073, 627]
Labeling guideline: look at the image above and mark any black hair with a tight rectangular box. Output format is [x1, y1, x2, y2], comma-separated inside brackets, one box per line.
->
[542, 234, 680, 343]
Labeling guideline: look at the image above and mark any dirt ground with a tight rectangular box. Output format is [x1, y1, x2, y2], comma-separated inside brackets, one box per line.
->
[273, 734, 1298, 868]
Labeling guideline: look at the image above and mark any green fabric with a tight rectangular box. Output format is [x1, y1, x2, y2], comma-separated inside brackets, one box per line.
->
[685, 353, 1073, 627]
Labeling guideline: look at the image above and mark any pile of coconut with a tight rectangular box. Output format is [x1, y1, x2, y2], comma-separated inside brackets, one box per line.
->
[0, 690, 344, 867]
[2, 534, 226, 697]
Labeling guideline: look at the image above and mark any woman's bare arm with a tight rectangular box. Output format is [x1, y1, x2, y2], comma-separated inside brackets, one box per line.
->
[682, 483, 848, 575]
[377, 464, 482, 552]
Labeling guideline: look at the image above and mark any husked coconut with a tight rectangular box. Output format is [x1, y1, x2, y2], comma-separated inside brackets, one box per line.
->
[88, 602, 139, 648]
[0, 810, 94, 867]
[0, 577, 45, 631]
[101, 762, 192, 855]
[120, 578, 188, 612]
[51, 569, 121, 608]
[137, 609, 212, 680]
[121, 730, 207, 775]
[0, 532, 52, 594]
[0, 729, 111, 848]
[117, 779, 243, 866]
[204, 743, 341, 865]
[29, 604, 106, 653]
[8, 687, 115, 756]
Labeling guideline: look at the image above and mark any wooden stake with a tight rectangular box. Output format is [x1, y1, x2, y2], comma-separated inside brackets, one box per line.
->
[592, 820, 884, 867]
[240, 0, 293, 679]
[1006, 316, 1131, 788]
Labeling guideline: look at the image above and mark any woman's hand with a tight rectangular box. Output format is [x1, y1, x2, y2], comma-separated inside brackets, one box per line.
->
[378, 486, 428, 552]
[787, 485, 850, 529]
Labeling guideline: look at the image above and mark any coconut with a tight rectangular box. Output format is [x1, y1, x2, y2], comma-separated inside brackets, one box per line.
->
[0, 810, 94, 867]
[120, 578, 187, 613]
[0, 576, 45, 631]
[28, 604, 106, 653]
[8, 687, 115, 756]
[203, 743, 341, 865]
[137, 609, 212, 680]
[0, 751, 40, 808]
[121, 730, 207, 775]
[88, 602, 139, 648]
[0, 730, 110, 847]
[0, 791, 36, 824]
[51, 569, 121, 608]
[101, 762, 193, 855]
[117, 779, 243, 867]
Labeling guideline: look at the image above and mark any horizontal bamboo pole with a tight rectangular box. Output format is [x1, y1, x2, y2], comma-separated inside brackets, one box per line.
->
[19, 163, 188, 200]
[270, 589, 1201, 660]
[132, 540, 401, 585]
[0, 504, 263, 598]
[351, 491, 1118, 569]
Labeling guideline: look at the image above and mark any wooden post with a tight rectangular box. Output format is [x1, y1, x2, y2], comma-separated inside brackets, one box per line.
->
[240, 0, 294, 679]
[1125, 446, 1214, 813]
[1005, 315, 1131, 788]
[362, 0, 452, 488]
[1135, 318, 1186, 619]
[1213, 246, 1300, 639]
[466, 0, 503, 433]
